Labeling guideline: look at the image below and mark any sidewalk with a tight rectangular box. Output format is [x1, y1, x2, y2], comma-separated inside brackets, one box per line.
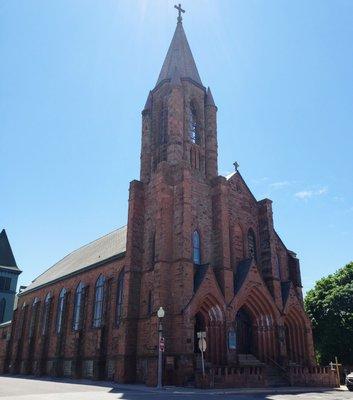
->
[113, 383, 348, 395]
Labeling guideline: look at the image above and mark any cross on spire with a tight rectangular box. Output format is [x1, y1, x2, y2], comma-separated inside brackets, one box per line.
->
[174, 3, 185, 23]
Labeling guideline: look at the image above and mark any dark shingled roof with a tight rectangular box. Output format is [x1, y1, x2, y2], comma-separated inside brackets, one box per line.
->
[194, 264, 210, 291]
[0, 229, 19, 270]
[22, 226, 127, 294]
[281, 281, 291, 305]
[234, 258, 253, 293]
[156, 21, 203, 87]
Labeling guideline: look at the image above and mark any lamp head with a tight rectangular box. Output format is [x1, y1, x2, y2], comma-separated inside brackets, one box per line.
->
[157, 307, 165, 318]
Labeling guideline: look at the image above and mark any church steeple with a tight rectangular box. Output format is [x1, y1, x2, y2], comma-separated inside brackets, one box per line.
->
[156, 16, 203, 87]
[140, 6, 218, 183]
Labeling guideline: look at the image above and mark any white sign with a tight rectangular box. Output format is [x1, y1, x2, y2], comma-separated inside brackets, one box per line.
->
[198, 338, 207, 352]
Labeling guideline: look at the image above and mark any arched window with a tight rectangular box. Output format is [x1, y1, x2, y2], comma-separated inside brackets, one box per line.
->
[93, 275, 105, 328]
[147, 291, 153, 316]
[193, 230, 201, 265]
[188, 102, 200, 144]
[151, 232, 156, 265]
[73, 282, 85, 331]
[29, 297, 40, 338]
[42, 292, 52, 335]
[159, 104, 168, 144]
[116, 271, 124, 326]
[56, 288, 67, 334]
[275, 254, 281, 279]
[0, 298, 6, 323]
[247, 228, 257, 262]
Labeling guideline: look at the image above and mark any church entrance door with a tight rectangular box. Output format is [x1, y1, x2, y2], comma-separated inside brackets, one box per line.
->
[236, 308, 253, 354]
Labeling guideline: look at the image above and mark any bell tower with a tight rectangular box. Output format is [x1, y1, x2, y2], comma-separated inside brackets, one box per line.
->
[124, 7, 232, 385]
[140, 14, 218, 183]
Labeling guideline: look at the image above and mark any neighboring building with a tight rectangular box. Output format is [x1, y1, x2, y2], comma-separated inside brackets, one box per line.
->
[0, 10, 335, 388]
[0, 230, 21, 324]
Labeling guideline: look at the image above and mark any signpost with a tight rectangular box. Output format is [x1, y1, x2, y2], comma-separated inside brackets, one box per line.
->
[197, 331, 206, 377]
[330, 357, 342, 387]
[157, 307, 165, 389]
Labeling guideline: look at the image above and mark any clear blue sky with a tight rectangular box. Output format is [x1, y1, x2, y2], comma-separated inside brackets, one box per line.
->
[1, 1, 352, 294]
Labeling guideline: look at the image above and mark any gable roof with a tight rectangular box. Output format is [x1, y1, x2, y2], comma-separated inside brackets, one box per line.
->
[0, 229, 19, 270]
[156, 21, 203, 87]
[226, 171, 258, 204]
[234, 258, 253, 292]
[22, 226, 127, 294]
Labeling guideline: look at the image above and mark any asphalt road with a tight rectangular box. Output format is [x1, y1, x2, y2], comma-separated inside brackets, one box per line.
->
[0, 376, 351, 400]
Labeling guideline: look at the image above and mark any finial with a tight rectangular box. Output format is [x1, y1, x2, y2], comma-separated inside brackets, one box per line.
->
[174, 3, 185, 23]
[233, 161, 239, 172]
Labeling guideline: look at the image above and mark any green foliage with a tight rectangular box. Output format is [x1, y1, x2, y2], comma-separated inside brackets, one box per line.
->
[305, 262, 353, 365]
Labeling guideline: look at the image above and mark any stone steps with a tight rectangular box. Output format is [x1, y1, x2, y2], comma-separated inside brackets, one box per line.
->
[267, 365, 289, 387]
[238, 353, 265, 366]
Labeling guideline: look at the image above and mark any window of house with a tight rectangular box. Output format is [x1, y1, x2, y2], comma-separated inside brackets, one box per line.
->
[247, 228, 257, 262]
[56, 288, 67, 334]
[188, 102, 200, 144]
[73, 282, 85, 331]
[42, 292, 52, 335]
[0, 298, 6, 323]
[0, 277, 11, 291]
[193, 230, 201, 265]
[93, 275, 105, 328]
[116, 271, 124, 326]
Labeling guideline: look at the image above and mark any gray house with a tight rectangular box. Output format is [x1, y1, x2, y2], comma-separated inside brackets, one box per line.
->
[0, 230, 21, 323]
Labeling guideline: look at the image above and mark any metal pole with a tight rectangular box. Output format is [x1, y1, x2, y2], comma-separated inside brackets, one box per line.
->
[335, 356, 340, 387]
[200, 345, 205, 377]
[157, 319, 163, 389]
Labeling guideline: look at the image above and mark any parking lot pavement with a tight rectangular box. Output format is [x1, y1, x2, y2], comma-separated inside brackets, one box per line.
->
[0, 376, 351, 400]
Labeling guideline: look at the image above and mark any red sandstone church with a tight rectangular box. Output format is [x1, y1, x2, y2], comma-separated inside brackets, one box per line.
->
[0, 8, 336, 388]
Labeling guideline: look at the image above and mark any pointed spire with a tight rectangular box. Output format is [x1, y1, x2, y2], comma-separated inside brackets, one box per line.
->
[170, 66, 182, 86]
[0, 229, 18, 269]
[156, 21, 203, 87]
[144, 91, 152, 111]
[205, 87, 216, 107]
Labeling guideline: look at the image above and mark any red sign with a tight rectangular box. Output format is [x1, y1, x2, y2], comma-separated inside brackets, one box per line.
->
[159, 337, 165, 352]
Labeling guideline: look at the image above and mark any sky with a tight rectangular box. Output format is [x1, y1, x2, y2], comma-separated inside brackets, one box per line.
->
[1, 0, 352, 294]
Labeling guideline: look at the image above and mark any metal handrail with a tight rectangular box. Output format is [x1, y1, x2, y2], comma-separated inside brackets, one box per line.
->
[265, 355, 287, 374]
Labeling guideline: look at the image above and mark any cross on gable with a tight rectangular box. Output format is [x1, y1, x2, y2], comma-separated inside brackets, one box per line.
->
[174, 3, 185, 23]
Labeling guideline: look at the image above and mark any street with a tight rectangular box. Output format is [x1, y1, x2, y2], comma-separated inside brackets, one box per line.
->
[0, 376, 351, 400]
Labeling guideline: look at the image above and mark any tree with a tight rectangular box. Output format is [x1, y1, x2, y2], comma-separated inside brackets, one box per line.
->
[305, 262, 353, 365]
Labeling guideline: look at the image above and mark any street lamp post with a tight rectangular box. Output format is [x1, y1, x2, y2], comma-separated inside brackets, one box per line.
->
[157, 306, 165, 389]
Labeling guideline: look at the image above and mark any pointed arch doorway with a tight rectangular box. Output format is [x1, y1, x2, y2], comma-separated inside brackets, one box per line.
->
[193, 300, 226, 366]
[235, 307, 253, 354]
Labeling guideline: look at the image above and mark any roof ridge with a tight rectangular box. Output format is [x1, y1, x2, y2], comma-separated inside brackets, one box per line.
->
[28, 225, 127, 285]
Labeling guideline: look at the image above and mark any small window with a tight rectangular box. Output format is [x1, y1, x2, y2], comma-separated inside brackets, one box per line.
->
[188, 102, 200, 144]
[0, 298, 6, 323]
[42, 293, 52, 335]
[247, 228, 257, 262]
[193, 230, 201, 265]
[116, 271, 124, 326]
[93, 275, 105, 328]
[56, 288, 67, 334]
[73, 282, 85, 331]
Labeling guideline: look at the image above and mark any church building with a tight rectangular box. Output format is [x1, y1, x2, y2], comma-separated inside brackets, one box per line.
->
[1, 8, 334, 388]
